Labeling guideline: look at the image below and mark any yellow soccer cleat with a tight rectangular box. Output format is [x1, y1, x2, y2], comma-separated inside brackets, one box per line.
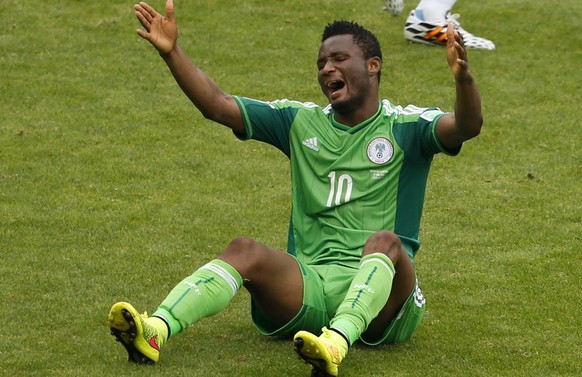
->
[108, 302, 166, 364]
[294, 327, 348, 377]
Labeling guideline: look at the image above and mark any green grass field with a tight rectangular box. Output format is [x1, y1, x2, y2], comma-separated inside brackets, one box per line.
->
[1, 0, 580, 376]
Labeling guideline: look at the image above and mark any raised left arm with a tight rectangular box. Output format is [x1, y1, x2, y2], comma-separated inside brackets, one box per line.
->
[435, 23, 483, 150]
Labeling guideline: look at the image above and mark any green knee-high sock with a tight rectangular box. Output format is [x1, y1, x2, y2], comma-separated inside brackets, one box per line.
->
[330, 253, 395, 345]
[152, 259, 243, 337]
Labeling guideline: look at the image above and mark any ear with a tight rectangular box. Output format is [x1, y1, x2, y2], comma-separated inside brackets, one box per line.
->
[368, 56, 382, 78]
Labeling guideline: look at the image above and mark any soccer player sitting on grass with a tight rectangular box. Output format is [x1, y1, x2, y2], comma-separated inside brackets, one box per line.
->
[108, 0, 483, 375]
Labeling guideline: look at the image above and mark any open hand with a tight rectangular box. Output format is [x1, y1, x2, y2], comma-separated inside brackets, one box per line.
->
[135, 0, 177, 55]
[446, 23, 470, 81]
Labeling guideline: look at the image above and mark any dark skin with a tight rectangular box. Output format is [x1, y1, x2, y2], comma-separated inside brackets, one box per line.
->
[134, 0, 482, 340]
[316, 34, 382, 127]
[135, 0, 481, 146]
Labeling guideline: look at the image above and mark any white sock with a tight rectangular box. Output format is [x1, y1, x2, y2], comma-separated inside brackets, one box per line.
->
[415, 0, 457, 21]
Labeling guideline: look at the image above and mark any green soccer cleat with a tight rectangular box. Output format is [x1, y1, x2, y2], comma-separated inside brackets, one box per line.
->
[294, 327, 348, 377]
[108, 302, 166, 364]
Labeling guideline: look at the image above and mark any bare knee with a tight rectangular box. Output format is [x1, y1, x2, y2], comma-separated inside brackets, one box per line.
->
[219, 237, 271, 279]
[224, 236, 258, 254]
[219, 237, 259, 269]
[363, 230, 404, 263]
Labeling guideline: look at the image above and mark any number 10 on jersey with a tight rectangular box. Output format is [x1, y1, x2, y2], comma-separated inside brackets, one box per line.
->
[326, 171, 353, 207]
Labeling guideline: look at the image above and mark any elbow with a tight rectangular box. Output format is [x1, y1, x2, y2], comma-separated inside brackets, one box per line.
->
[198, 101, 229, 124]
[470, 120, 483, 139]
[199, 108, 219, 122]
[198, 94, 237, 124]
[472, 115, 484, 138]
[463, 115, 483, 141]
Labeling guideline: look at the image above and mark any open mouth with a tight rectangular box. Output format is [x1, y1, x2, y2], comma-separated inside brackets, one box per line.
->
[326, 80, 345, 96]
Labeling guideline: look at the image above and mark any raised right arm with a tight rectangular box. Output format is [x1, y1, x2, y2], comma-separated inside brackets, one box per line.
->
[134, 0, 245, 134]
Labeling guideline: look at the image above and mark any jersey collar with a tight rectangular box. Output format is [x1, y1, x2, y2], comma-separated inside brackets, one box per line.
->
[329, 102, 382, 134]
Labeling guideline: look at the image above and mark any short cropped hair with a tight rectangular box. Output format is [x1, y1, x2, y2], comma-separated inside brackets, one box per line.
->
[322, 20, 383, 82]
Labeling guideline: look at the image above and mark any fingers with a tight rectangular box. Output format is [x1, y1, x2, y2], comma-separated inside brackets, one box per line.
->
[165, 0, 175, 20]
[134, 2, 158, 39]
[134, 2, 156, 27]
[137, 2, 157, 19]
[134, 11, 149, 30]
[446, 23, 455, 48]
[454, 33, 466, 61]
[446, 23, 467, 62]
[454, 37, 467, 62]
[446, 23, 464, 49]
[444, 23, 470, 79]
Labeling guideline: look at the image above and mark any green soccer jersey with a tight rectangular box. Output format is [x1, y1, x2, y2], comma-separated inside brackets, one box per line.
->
[234, 96, 459, 268]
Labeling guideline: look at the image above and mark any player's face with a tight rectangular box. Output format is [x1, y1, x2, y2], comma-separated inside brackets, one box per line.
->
[317, 34, 376, 114]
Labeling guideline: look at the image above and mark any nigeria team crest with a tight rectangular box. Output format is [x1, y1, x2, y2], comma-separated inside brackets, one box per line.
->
[367, 137, 394, 165]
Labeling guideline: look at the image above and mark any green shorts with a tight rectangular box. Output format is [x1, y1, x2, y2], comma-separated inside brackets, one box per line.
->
[251, 256, 426, 345]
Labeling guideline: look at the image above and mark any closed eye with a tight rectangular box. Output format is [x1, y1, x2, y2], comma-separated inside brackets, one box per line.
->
[317, 53, 350, 70]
